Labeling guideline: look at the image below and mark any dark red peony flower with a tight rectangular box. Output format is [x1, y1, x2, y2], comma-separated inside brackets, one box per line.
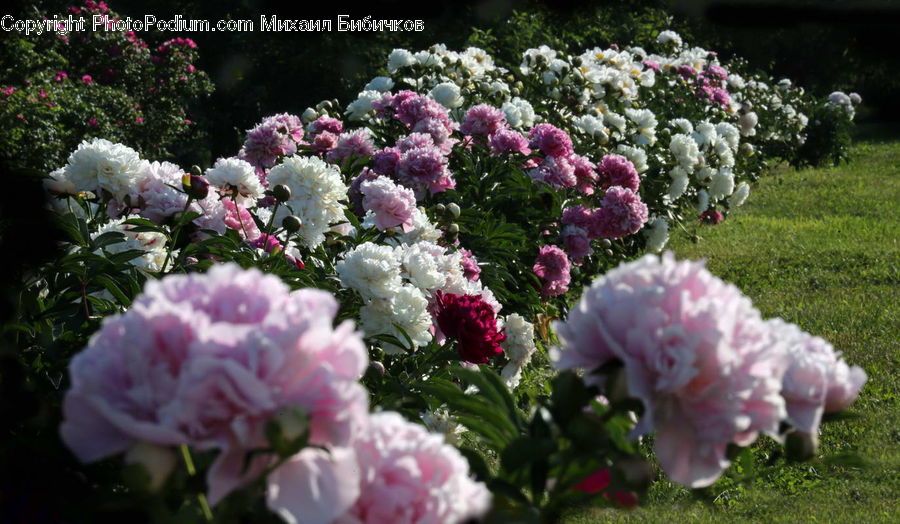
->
[433, 291, 505, 364]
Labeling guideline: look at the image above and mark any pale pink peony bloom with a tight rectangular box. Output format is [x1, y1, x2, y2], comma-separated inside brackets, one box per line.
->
[327, 129, 376, 163]
[360, 176, 417, 231]
[396, 132, 434, 152]
[530, 155, 576, 189]
[768, 318, 867, 432]
[60, 264, 369, 505]
[334, 412, 491, 524]
[553, 253, 788, 488]
[488, 129, 531, 156]
[397, 147, 455, 195]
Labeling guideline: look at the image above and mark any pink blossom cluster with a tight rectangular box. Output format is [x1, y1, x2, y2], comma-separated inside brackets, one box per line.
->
[60, 264, 370, 505]
[375, 90, 456, 150]
[555, 185, 649, 262]
[533, 244, 571, 297]
[327, 129, 376, 163]
[360, 175, 417, 231]
[597, 154, 640, 192]
[553, 253, 867, 488]
[460, 104, 507, 136]
[368, 130, 456, 197]
[238, 113, 305, 174]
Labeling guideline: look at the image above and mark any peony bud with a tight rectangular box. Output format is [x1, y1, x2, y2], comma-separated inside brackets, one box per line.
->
[448, 223, 459, 234]
[301, 107, 318, 123]
[271, 184, 292, 203]
[282, 215, 302, 233]
[125, 442, 177, 491]
[447, 203, 461, 218]
[366, 361, 385, 379]
[273, 406, 310, 442]
[434, 203, 446, 215]
[181, 173, 209, 199]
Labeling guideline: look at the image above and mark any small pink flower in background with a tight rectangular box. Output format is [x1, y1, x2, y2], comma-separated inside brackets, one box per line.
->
[571, 154, 599, 195]
[675, 65, 695, 79]
[59, 264, 369, 505]
[1, 86, 16, 96]
[460, 248, 481, 281]
[87, 117, 98, 128]
[460, 104, 507, 136]
[186, 64, 196, 73]
[327, 129, 376, 163]
[239, 113, 305, 171]
[592, 186, 649, 239]
[135, 116, 144, 124]
[54, 71, 68, 82]
[574, 468, 611, 493]
[529, 123, 574, 157]
[597, 154, 640, 192]
[534, 245, 571, 297]
[309, 116, 344, 136]
[562, 225, 592, 262]
[38, 89, 49, 99]
[360, 175, 417, 231]
[641, 59, 660, 72]
[530, 155, 576, 189]
[81, 74, 93, 84]
[699, 208, 724, 225]
[371, 147, 402, 176]
[488, 128, 531, 156]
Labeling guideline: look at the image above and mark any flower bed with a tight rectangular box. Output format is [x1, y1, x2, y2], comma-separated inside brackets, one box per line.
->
[21, 30, 867, 521]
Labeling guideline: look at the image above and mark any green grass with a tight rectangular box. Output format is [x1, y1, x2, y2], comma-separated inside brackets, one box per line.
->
[565, 129, 900, 523]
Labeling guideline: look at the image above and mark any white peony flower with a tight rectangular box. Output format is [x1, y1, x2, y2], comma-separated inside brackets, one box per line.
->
[669, 118, 694, 135]
[430, 82, 463, 109]
[268, 156, 348, 248]
[387, 48, 416, 73]
[697, 189, 710, 213]
[92, 215, 170, 273]
[337, 242, 403, 300]
[644, 216, 670, 253]
[204, 157, 263, 206]
[657, 30, 683, 47]
[708, 168, 736, 201]
[739, 112, 759, 137]
[670, 133, 700, 169]
[360, 285, 433, 352]
[399, 241, 447, 291]
[63, 138, 144, 202]
[625, 108, 658, 146]
[364, 76, 394, 92]
[667, 166, 690, 200]
[345, 90, 383, 121]
[501, 97, 536, 129]
[729, 181, 751, 207]
[421, 408, 466, 445]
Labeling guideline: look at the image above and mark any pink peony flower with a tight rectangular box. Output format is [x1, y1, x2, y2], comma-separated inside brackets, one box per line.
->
[530, 155, 576, 189]
[239, 113, 304, 170]
[533, 245, 571, 297]
[81, 74, 93, 84]
[397, 147, 455, 195]
[284, 412, 491, 524]
[311, 131, 339, 154]
[768, 319, 866, 433]
[529, 123, 574, 157]
[460, 248, 481, 281]
[222, 197, 261, 240]
[396, 132, 434, 152]
[309, 116, 344, 136]
[348, 167, 381, 215]
[571, 154, 599, 195]
[562, 205, 596, 233]
[371, 147, 402, 176]
[699, 209, 724, 225]
[592, 186, 649, 239]
[562, 225, 592, 262]
[488, 129, 531, 156]
[460, 104, 507, 136]
[553, 253, 788, 488]
[327, 129, 376, 163]
[60, 264, 369, 504]
[360, 175, 417, 231]
[597, 154, 640, 192]
[433, 291, 506, 364]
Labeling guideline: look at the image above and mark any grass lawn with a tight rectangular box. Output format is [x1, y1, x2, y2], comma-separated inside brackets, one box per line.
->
[565, 126, 900, 523]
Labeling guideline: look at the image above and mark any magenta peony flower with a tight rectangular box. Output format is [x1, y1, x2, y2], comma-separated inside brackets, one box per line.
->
[327, 129, 376, 163]
[371, 147, 402, 176]
[641, 59, 660, 72]
[571, 154, 599, 195]
[412, 117, 455, 152]
[239, 114, 304, 171]
[699, 209, 724, 225]
[675, 65, 696, 79]
[460, 104, 507, 136]
[553, 253, 788, 488]
[329, 412, 491, 523]
[59, 264, 369, 504]
[397, 147, 455, 195]
[311, 131, 339, 154]
[489, 129, 532, 156]
[360, 175, 417, 231]
[562, 225, 593, 262]
[433, 291, 506, 364]
[530, 155, 577, 189]
[562, 205, 596, 233]
[533, 245, 571, 297]
[395, 94, 452, 130]
[592, 186, 649, 239]
[529, 123, 574, 157]
[222, 197, 261, 240]
[597, 154, 640, 192]
[309, 116, 344, 136]
[396, 132, 434, 152]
